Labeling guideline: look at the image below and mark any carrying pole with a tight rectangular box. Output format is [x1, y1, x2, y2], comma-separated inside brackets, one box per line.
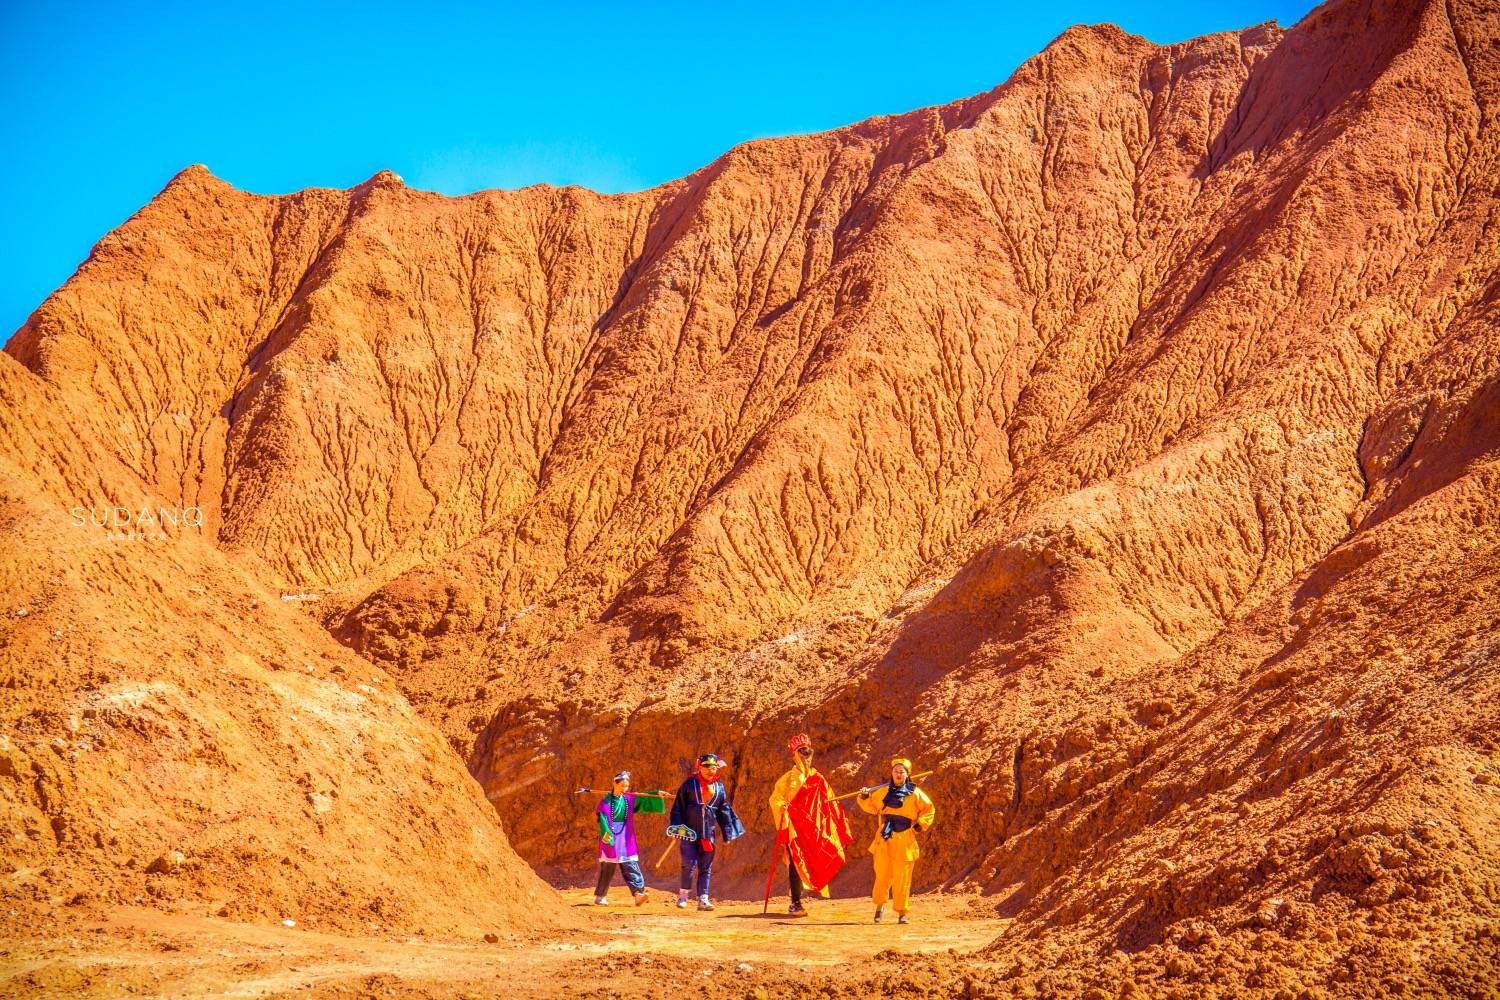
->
[829, 770, 933, 802]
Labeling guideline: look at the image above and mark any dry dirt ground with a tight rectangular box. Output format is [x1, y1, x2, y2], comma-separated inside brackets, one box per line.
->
[1, 889, 1007, 998]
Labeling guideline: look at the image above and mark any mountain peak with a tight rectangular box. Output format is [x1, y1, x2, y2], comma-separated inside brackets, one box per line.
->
[359, 169, 405, 189]
[162, 162, 229, 193]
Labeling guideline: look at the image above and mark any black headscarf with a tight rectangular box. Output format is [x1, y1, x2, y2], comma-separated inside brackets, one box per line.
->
[882, 777, 915, 810]
[879, 775, 917, 839]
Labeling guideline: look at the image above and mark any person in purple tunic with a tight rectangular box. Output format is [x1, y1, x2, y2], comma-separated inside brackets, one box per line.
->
[594, 770, 666, 905]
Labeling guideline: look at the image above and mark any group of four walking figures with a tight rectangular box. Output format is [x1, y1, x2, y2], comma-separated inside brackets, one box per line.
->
[592, 732, 937, 923]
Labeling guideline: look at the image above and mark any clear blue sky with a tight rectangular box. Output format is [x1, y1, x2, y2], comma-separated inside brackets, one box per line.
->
[2, 0, 1318, 341]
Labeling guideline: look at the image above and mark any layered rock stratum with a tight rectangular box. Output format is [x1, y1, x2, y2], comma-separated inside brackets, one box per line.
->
[3, 0, 1498, 993]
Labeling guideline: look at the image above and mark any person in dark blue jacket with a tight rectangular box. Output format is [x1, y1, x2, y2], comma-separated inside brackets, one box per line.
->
[668, 753, 745, 910]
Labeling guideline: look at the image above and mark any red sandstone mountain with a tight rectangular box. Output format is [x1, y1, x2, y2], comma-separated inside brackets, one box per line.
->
[3, 0, 1497, 992]
[0, 356, 569, 939]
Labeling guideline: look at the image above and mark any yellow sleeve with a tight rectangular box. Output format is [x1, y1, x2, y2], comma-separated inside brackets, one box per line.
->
[856, 787, 882, 815]
[915, 788, 936, 830]
[769, 769, 793, 829]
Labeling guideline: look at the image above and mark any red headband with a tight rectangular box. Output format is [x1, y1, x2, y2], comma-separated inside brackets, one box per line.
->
[787, 733, 811, 753]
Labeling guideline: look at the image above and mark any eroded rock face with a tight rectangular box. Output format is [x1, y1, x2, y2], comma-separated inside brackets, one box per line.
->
[3, 0, 1497, 982]
[0, 344, 567, 936]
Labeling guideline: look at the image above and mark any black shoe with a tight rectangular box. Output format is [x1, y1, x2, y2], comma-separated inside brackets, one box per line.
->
[873, 909, 883, 923]
[788, 903, 807, 918]
[898, 914, 909, 924]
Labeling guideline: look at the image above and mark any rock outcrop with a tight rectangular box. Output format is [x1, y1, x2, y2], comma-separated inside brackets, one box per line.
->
[0, 345, 566, 937]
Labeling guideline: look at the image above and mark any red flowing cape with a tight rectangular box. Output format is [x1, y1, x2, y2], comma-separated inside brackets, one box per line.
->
[784, 772, 854, 892]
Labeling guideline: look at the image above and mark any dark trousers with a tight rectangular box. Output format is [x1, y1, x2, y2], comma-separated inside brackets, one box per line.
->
[595, 859, 644, 896]
[678, 840, 715, 897]
[789, 861, 804, 904]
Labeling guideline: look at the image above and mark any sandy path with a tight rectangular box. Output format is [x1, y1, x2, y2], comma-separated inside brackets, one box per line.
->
[552, 887, 1003, 964]
[0, 891, 1008, 998]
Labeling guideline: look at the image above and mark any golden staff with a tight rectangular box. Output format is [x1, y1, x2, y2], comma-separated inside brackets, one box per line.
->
[830, 770, 933, 802]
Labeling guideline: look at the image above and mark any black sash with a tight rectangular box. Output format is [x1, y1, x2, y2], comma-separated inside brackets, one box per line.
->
[881, 815, 912, 840]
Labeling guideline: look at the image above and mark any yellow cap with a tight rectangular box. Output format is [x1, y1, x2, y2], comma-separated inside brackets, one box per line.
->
[891, 757, 912, 772]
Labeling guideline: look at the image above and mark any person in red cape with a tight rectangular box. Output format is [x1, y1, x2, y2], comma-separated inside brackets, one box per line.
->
[767, 733, 853, 917]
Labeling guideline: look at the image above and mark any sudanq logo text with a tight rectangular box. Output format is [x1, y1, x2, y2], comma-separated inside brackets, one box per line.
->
[70, 505, 205, 532]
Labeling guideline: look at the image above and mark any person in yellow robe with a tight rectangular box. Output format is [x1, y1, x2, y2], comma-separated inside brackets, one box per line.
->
[857, 756, 935, 924]
[767, 733, 853, 916]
